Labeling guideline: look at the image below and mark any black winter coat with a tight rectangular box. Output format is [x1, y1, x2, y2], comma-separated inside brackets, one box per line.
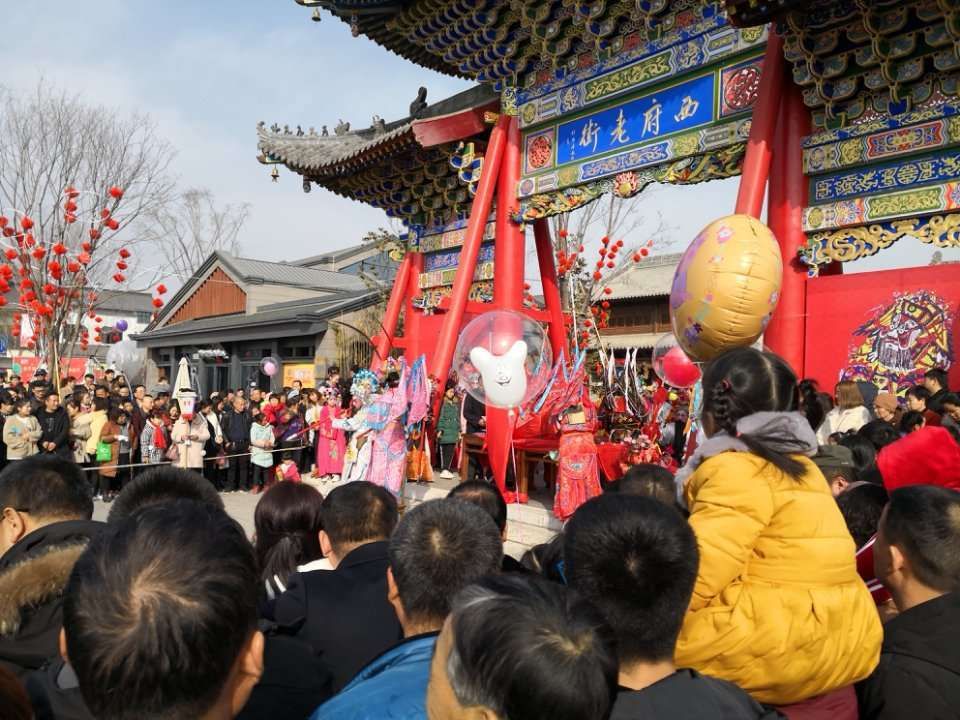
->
[610, 670, 781, 720]
[36, 406, 71, 458]
[857, 592, 960, 719]
[273, 540, 403, 693]
[0, 519, 104, 677]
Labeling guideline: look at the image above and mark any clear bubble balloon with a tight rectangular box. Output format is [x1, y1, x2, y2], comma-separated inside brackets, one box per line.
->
[260, 356, 280, 377]
[115, 319, 129, 332]
[106, 339, 147, 384]
[652, 333, 701, 389]
[454, 310, 552, 409]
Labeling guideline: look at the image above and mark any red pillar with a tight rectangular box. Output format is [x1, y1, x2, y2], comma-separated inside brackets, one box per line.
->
[764, 82, 810, 376]
[487, 115, 525, 496]
[493, 115, 525, 308]
[429, 114, 509, 396]
[735, 29, 785, 218]
[403, 252, 425, 364]
[534, 219, 568, 360]
[372, 252, 412, 371]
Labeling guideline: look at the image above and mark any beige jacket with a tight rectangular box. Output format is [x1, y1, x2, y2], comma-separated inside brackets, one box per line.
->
[3, 415, 42, 459]
[170, 415, 210, 469]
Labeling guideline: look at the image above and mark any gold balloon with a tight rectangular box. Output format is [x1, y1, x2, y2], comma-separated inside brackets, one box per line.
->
[669, 214, 783, 362]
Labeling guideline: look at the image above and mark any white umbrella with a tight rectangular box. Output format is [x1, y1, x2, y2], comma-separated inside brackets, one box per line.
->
[173, 356, 193, 401]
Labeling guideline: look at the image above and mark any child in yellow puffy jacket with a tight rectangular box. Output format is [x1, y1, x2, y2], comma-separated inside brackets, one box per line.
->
[674, 348, 882, 708]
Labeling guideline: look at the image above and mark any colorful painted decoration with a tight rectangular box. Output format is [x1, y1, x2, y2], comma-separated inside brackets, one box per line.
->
[841, 290, 955, 395]
[669, 214, 783, 362]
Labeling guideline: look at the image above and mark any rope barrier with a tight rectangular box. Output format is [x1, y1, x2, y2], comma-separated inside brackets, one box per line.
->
[77, 444, 311, 472]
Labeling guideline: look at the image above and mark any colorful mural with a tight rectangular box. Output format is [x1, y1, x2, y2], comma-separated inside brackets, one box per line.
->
[841, 290, 955, 394]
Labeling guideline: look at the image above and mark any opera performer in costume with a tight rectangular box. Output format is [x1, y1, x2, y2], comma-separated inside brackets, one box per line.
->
[553, 399, 602, 520]
[315, 388, 346, 479]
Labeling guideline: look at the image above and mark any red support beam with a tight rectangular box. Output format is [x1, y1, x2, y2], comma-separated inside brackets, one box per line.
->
[534, 219, 569, 361]
[403, 252, 425, 364]
[493, 115, 525, 309]
[735, 29, 785, 218]
[371, 252, 412, 371]
[429, 114, 509, 393]
[764, 82, 810, 376]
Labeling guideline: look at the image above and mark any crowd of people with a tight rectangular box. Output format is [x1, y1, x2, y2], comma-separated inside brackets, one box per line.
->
[0, 346, 958, 720]
[0, 365, 370, 501]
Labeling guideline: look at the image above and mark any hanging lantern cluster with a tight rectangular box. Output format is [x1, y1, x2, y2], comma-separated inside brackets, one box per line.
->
[0, 184, 125, 355]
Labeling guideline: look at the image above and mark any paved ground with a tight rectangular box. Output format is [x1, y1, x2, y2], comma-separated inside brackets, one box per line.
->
[91, 469, 559, 560]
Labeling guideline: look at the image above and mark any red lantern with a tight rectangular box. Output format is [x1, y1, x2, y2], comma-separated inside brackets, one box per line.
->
[606, 261, 615, 268]
[4, 249, 16, 261]
[105, 218, 120, 231]
[95, 316, 103, 323]
[67, 261, 81, 273]
[640, 248, 649, 257]
[119, 248, 131, 259]
[152, 297, 164, 308]
[65, 186, 79, 199]
[100, 208, 111, 219]
[47, 261, 61, 274]
[116, 261, 128, 270]
[633, 253, 642, 262]
[0, 297, 6, 307]
[583, 319, 593, 328]
[592, 271, 602, 281]
[64, 213, 77, 224]
[31, 247, 45, 260]
[558, 229, 568, 239]
[603, 287, 612, 295]
[52, 242, 67, 255]
[601, 236, 609, 245]
[19, 216, 33, 230]
[78, 252, 91, 265]
[43, 283, 55, 295]
[86, 231, 98, 243]
[112, 272, 125, 283]
[109, 186, 124, 199]
[156, 283, 168, 295]
[24, 234, 34, 248]
[601, 301, 610, 309]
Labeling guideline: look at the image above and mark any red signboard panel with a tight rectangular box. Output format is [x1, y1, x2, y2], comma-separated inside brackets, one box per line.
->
[803, 266, 960, 395]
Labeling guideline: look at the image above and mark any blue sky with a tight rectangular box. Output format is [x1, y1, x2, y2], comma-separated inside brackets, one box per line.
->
[3, 0, 954, 274]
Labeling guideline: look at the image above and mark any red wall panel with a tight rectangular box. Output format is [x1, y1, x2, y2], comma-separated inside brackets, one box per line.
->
[803, 265, 960, 394]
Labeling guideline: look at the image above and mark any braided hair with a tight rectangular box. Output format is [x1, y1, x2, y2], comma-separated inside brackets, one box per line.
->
[702, 348, 807, 480]
[798, 379, 826, 432]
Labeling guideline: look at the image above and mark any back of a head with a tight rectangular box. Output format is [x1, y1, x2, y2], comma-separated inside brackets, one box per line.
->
[836, 483, 889, 548]
[107, 467, 223, 524]
[835, 381, 864, 410]
[564, 494, 698, 664]
[608, 464, 676, 507]
[798, 378, 826, 431]
[447, 480, 507, 534]
[925, 368, 948, 390]
[860, 420, 899, 451]
[444, 574, 617, 720]
[838, 433, 878, 480]
[0, 456, 92, 522]
[900, 410, 925, 434]
[389, 499, 503, 626]
[321, 481, 398, 555]
[254, 482, 324, 586]
[63, 501, 259, 720]
[701, 348, 807, 479]
[883, 486, 960, 593]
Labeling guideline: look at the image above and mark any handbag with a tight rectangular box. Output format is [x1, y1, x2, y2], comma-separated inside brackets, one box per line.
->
[165, 444, 180, 462]
[95, 441, 112, 463]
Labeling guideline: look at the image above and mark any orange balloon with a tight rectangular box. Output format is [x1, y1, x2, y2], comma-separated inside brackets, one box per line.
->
[669, 214, 782, 362]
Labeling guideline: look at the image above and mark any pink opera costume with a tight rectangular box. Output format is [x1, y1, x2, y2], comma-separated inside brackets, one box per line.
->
[315, 390, 346, 477]
[364, 357, 431, 498]
[332, 370, 379, 483]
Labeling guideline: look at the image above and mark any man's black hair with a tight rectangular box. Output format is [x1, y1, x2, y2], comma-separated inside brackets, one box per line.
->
[445, 574, 617, 720]
[836, 483, 888, 548]
[899, 410, 925, 434]
[389, 498, 502, 625]
[859, 420, 899, 451]
[605, 464, 676, 507]
[564, 494, 698, 664]
[905, 385, 930, 402]
[0, 456, 93, 520]
[942, 392, 960, 409]
[320, 481, 398, 555]
[448, 480, 507, 533]
[838, 434, 878, 482]
[924, 368, 949, 390]
[63, 501, 258, 720]
[0, 391, 14, 406]
[883, 486, 960, 593]
[107, 467, 223, 524]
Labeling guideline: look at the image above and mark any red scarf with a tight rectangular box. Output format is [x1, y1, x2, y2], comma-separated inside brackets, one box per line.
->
[153, 423, 167, 450]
